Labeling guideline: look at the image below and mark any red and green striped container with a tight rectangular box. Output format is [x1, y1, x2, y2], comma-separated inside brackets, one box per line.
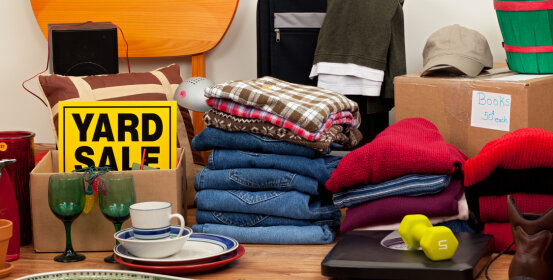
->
[495, 0, 553, 73]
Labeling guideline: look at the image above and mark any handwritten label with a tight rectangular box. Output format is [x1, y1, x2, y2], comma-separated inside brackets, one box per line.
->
[470, 91, 511, 131]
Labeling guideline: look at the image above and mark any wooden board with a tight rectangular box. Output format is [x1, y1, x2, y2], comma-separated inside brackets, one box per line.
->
[30, 0, 239, 57]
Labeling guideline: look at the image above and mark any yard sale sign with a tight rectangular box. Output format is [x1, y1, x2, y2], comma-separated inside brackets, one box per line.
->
[57, 101, 177, 172]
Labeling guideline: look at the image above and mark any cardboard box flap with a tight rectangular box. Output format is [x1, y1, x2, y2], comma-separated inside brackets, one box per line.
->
[398, 67, 553, 86]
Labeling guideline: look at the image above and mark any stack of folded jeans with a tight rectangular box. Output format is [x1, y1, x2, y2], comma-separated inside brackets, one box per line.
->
[190, 126, 342, 244]
[464, 128, 553, 251]
[325, 118, 471, 233]
[188, 76, 379, 244]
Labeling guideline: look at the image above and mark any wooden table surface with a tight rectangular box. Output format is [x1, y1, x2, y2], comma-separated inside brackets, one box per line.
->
[2, 144, 512, 279]
[3, 209, 513, 280]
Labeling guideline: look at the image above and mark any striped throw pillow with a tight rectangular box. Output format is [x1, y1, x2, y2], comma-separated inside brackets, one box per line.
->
[37, 64, 204, 166]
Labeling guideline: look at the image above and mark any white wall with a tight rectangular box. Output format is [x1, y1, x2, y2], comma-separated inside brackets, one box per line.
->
[0, 0, 506, 143]
[404, 0, 505, 73]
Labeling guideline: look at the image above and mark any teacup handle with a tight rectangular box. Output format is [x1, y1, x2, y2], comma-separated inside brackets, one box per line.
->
[170, 213, 185, 237]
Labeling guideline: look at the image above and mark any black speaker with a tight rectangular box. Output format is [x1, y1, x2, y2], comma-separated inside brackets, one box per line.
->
[49, 22, 119, 76]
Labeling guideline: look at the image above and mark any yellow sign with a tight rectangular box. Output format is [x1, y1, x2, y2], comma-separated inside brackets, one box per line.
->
[58, 101, 177, 172]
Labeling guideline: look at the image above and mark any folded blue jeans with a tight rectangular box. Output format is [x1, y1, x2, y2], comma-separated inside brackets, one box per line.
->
[195, 167, 322, 196]
[192, 223, 336, 244]
[195, 189, 341, 220]
[191, 127, 320, 158]
[196, 210, 341, 228]
[333, 174, 451, 208]
[208, 150, 341, 184]
[436, 220, 475, 233]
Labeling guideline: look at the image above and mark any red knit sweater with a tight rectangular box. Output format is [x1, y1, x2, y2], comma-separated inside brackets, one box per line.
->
[325, 118, 466, 193]
[484, 222, 516, 252]
[464, 128, 553, 186]
[479, 193, 553, 222]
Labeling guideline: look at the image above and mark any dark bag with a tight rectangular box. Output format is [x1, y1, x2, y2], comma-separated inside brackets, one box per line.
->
[256, 0, 327, 86]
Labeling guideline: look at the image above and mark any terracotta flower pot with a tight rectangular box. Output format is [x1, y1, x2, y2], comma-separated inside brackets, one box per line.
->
[0, 220, 12, 262]
[0, 219, 13, 278]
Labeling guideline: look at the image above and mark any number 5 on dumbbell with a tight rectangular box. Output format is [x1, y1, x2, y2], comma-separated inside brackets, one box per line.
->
[398, 214, 459, 261]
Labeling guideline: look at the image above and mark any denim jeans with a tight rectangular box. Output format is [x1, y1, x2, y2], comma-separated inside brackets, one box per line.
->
[436, 220, 475, 233]
[195, 167, 322, 196]
[333, 174, 451, 208]
[195, 189, 341, 220]
[191, 127, 321, 158]
[192, 223, 336, 244]
[208, 150, 341, 184]
[196, 210, 341, 228]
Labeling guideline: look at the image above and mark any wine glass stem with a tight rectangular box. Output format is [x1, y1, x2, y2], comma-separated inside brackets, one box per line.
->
[63, 221, 75, 254]
[114, 223, 122, 245]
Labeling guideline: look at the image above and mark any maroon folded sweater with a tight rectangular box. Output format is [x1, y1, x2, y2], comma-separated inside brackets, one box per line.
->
[479, 193, 553, 222]
[340, 177, 464, 233]
[325, 118, 466, 193]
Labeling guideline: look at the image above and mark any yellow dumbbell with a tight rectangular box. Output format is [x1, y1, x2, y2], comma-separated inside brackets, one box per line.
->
[398, 214, 459, 261]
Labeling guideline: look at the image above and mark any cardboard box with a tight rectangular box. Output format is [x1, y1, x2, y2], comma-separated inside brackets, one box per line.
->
[30, 149, 187, 252]
[395, 67, 553, 158]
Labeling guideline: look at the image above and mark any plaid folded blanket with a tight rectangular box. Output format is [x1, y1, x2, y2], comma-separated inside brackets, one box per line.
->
[203, 109, 362, 153]
[207, 98, 358, 141]
[204, 76, 360, 132]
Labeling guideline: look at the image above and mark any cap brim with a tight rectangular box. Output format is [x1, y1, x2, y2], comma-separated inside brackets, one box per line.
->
[421, 55, 485, 77]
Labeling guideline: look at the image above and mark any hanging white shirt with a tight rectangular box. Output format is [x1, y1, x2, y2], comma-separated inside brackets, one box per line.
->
[310, 62, 384, 96]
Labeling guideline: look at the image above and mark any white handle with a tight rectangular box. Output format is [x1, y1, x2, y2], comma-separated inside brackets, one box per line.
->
[170, 213, 185, 237]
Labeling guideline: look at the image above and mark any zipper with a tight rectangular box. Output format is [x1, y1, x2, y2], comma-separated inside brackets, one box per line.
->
[273, 12, 325, 43]
[275, 28, 280, 43]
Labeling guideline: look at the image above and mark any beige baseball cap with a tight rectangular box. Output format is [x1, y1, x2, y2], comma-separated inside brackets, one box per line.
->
[421, 24, 493, 77]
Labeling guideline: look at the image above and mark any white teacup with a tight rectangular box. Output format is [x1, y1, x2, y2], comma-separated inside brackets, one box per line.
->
[129, 201, 185, 240]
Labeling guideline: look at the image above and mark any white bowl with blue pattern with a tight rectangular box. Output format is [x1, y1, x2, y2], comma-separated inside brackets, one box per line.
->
[114, 225, 192, 259]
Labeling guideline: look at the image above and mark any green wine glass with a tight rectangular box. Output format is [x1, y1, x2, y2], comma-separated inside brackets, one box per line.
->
[48, 173, 86, 262]
[98, 172, 136, 263]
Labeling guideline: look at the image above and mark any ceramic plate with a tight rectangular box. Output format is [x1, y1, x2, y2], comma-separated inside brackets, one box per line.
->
[14, 269, 193, 280]
[114, 245, 245, 275]
[114, 233, 239, 265]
